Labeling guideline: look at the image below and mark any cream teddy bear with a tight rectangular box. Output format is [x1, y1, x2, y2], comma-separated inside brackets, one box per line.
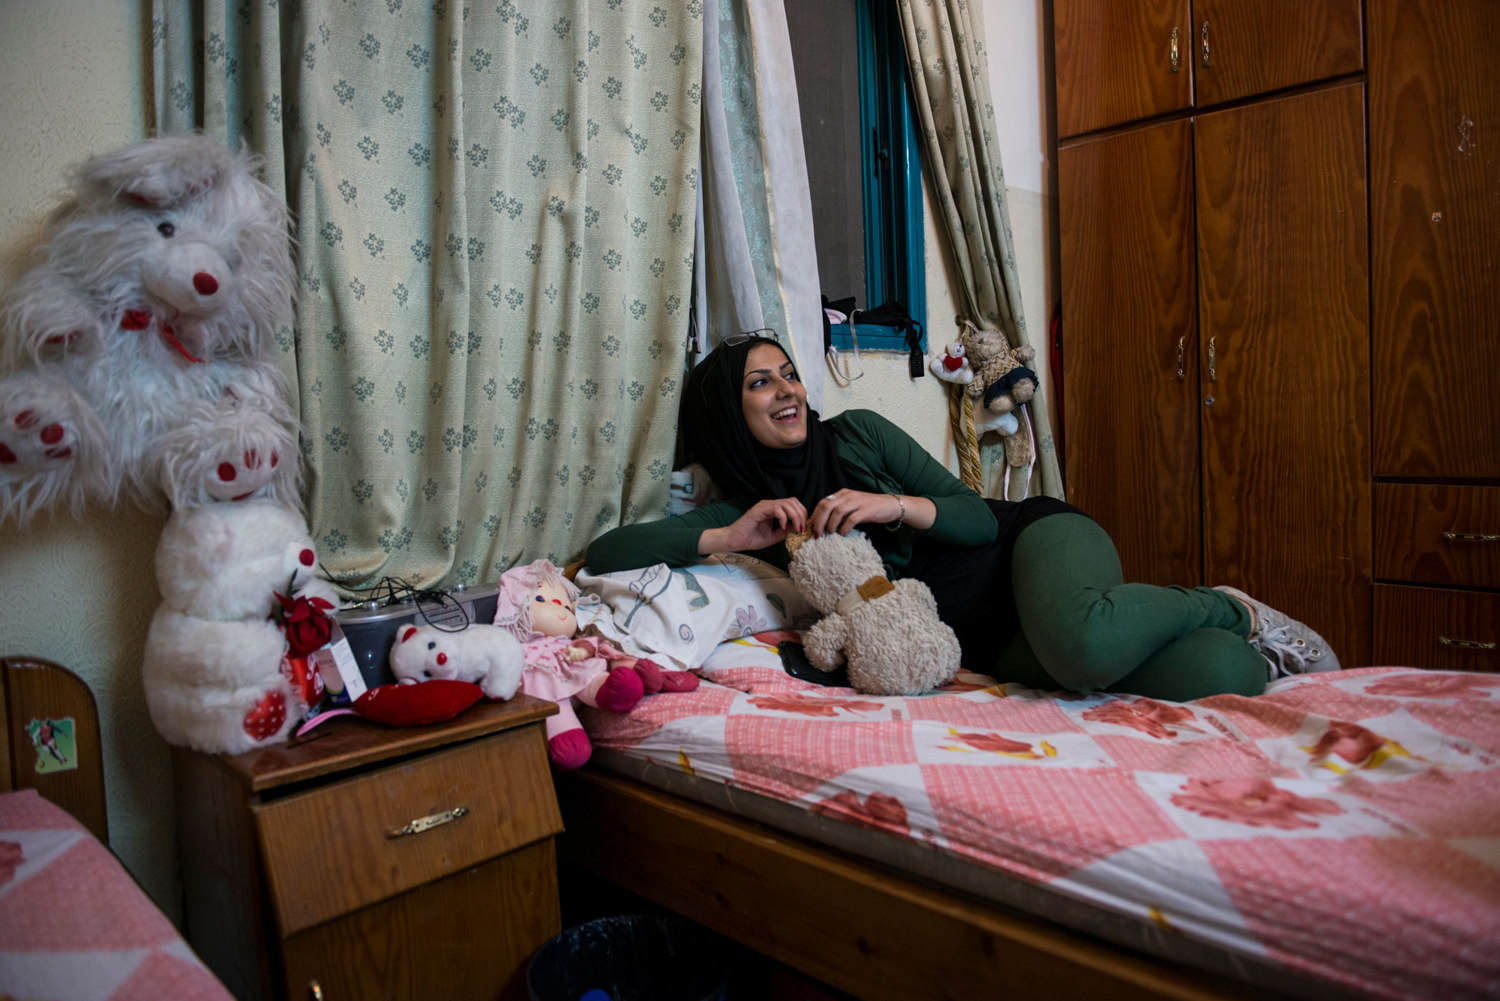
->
[785, 530, 961, 696]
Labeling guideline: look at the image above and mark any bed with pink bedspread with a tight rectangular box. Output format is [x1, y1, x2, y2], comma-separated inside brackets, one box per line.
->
[570, 630, 1500, 1001]
[0, 654, 232, 1001]
[0, 789, 232, 1001]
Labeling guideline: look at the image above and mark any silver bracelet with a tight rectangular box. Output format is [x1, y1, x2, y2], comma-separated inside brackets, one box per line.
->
[885, 493, 905, 531]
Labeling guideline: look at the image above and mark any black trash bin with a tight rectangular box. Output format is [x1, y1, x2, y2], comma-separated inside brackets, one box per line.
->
[527, 915, 731, 1001]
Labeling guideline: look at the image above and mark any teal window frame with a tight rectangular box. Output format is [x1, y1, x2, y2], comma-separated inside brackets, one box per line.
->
[828, 0, 926, 354]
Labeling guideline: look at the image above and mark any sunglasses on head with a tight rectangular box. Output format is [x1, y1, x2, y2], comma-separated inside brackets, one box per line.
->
[722, 327, 780, 346]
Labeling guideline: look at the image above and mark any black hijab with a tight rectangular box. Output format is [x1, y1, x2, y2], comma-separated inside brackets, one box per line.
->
[681, 335, 847, 511]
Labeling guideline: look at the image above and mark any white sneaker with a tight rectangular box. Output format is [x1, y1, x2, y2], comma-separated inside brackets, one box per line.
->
[1214, 586, 1342, 679]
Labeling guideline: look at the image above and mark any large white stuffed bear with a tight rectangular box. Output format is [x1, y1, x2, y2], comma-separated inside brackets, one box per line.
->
[0, 132, 297, 523]
[142, 394, 335, 754]
[143, 497, 339, 754]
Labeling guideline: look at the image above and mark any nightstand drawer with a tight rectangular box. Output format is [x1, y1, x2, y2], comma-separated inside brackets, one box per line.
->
[1375, 483, 1500, 588]
[255, 723, 560, 935]
[1373, 584, 1500, 673]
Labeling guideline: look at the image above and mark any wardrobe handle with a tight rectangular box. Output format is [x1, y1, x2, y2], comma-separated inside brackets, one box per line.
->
[1170, 27, 1180, 73]
[1443, 531, 1500, 543]
[1201, 20, 1211, 68]
[309, 982, 325, 1001]
[1207, 337, 1217, 381]
[1176, 335, 1186, 380]
[1438, 636, 1497, 651]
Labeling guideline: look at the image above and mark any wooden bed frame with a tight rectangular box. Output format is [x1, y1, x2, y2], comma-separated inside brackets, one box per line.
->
[554, 768, 1286, 1001]
[0, 654, 109, 843]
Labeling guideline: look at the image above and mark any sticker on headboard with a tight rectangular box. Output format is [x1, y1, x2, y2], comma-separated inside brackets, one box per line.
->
[25, 717, 78, 775]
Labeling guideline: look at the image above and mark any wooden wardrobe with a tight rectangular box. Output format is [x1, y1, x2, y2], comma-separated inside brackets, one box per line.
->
[1054, 0, 1499, 672]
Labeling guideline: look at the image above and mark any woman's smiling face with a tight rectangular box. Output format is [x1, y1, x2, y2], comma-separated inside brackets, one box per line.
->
[740, 342, 807, 449]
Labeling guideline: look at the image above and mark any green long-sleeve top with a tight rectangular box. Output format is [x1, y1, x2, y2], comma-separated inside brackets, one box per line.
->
[585, 409, 998, 576]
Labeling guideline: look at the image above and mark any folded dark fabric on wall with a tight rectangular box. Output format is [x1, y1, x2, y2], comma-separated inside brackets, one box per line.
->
[824, 297, 925, 378]
[857, 300, 926, 378]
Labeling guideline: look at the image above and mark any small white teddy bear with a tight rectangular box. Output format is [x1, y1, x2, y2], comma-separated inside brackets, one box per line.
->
[928, 340, 973, 384]
[786, 530, 961, 697]
[389, 624, 525, 702]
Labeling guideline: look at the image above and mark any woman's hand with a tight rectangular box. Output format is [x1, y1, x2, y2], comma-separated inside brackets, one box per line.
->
[810, 489, 900, 536]
[811, 489, 936, 536]
[698, 497, 807, 554]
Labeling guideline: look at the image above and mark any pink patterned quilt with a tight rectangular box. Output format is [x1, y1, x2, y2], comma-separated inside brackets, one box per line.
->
[581, 636, 1500, 1001]
[0, 789, 232, 1001]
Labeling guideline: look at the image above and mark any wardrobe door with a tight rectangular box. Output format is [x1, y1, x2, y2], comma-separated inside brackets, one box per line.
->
[1190, 0, 1364, 108]
[1060, 119, 1200, 588]
[1054, 0, 1191, 139]
[1195, 83, 1372, 668]
[1369, 0, 1500, 478]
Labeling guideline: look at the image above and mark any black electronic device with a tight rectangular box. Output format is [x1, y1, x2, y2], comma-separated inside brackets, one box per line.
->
[332, 585, 500, 690]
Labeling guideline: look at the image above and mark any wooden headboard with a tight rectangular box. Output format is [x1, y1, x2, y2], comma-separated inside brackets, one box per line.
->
[1, 655, 109, 843]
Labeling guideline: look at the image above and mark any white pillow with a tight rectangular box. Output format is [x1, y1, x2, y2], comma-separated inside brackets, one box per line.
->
[575, 553, 816, 672]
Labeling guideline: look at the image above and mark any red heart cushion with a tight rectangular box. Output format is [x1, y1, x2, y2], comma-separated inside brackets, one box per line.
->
[353, 681, 483, 726]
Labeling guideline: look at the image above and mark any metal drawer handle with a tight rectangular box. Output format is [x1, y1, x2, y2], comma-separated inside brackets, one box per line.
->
[1176, 335, 1186, 380]
[1170, 26, 1180, 73]
[1201, 20, 1211, 68]
[1438, 636, 1497, 651]
[1443, 531, 1500, 543]
[386, 805, 469, 839]
[310, 982, 324, 1001]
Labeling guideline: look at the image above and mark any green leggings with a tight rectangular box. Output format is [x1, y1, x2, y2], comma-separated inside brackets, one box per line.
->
[993, 514, 1267, 700]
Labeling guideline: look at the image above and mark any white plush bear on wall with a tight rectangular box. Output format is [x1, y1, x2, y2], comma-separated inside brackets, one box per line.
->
[0, 132, 297, 523]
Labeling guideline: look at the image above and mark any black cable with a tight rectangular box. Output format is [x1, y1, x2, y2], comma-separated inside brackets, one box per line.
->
[325, 573, 476, 632]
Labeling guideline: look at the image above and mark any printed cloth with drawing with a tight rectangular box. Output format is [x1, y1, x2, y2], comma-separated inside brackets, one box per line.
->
[575, 553, 817, 673]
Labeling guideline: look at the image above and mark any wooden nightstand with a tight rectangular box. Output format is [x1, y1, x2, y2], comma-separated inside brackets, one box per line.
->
[173, 694, 562, 1001]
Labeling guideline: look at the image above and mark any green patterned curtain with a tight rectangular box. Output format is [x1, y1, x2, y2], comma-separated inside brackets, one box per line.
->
[152, 0, 703, 587]
[896, 0, 1063, 500]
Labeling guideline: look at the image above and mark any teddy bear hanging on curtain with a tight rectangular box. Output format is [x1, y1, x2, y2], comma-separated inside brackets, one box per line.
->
[930, 319, 1040, 498]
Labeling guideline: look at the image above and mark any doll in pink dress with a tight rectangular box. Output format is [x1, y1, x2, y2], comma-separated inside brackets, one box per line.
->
[494, 559, 698, 769]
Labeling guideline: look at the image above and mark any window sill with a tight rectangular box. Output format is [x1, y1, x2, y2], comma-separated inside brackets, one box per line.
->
[827, 322, 924, 353]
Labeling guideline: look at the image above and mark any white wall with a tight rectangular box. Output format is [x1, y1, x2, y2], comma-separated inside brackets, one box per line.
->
[0, 0, 173, 915]
[0, 0, 1051, 923]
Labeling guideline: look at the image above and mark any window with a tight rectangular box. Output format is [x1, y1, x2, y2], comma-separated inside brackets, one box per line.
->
[787, 0, 926, 355]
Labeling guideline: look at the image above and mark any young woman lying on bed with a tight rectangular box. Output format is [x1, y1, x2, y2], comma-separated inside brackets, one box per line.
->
[586, 331, 1339, 702]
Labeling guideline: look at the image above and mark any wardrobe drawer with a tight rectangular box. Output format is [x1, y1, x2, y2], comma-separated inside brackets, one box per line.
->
[1375, 483, 1500, 588]
[254, 723, 560, 936]
[1373, 584, 1499, 673]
